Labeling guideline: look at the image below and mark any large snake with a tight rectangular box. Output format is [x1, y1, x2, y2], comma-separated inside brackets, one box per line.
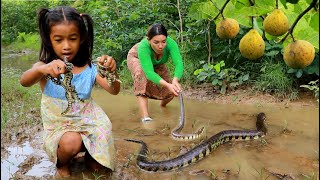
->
[171, 93, 205, 140]
[46, 56, 84, 115]
[125, 112, 267, 172]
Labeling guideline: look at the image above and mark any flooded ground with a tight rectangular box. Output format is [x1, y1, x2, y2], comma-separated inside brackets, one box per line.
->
[2, 89, 318, 179]
[1, 49, 319, 179]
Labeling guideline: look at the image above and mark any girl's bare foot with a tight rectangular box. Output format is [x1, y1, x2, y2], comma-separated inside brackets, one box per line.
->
[55, 165, 71, 178]
[85, 152, 104, 171]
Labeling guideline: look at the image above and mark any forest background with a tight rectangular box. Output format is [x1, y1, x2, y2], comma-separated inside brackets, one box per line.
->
[1, 0, 319, 100]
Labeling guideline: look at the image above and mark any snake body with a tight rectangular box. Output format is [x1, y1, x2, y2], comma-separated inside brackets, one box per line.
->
[125, 112, 267, 172]
[92, 58, 122, 86]
[46, 56, 84, 115]
[171, 93, 205, 140]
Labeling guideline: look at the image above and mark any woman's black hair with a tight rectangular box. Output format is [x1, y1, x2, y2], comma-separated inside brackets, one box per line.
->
[37, 6, 94, 67]
[146, 23, 168, 40]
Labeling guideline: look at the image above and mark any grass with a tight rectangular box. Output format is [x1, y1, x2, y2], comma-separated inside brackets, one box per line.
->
[4, 32, 40, 52]
[251, 167, 270, 180]
[117, 59, 134, 90]
[1, 67, 41, 131]
[254, 61, 298, 100]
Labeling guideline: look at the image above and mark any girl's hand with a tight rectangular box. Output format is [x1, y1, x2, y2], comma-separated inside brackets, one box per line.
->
[98, 55, 116, 72]
[44, 59, 67, 78]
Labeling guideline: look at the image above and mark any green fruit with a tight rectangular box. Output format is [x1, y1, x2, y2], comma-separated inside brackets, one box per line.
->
[263, 9, 289, 36]
[283, 40, 315, 69]
[216, 18, 240, 39]
[239, 29, 265, 60]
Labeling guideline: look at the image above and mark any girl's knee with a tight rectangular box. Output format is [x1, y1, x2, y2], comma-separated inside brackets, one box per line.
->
[59, 132, 83, 153]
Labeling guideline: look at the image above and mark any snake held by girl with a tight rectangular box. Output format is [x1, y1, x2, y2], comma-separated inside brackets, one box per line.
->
[125, 112, 267, 172]
[171, 92, 205, 140]
[92, 57, 122, 86]
[46, 56, 84, 115]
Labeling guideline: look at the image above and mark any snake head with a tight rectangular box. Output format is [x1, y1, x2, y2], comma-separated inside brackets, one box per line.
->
[256, 112, 268, 135]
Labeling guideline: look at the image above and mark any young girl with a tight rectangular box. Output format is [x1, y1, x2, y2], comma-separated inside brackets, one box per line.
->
[127, 23, 183, 122]
[20, 6, 120, 177]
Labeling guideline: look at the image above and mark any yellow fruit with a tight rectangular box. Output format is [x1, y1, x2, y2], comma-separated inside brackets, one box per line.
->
[283, 40, 315, 69]
[239, 29, 265, 60]
[216, 18, 240, 39]
[263, 9, 289, 36]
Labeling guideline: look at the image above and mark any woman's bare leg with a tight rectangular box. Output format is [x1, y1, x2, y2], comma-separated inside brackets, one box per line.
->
[160, 96, 174, 107]
[137, 96, 149, 118]
[56, 132, 83, 177]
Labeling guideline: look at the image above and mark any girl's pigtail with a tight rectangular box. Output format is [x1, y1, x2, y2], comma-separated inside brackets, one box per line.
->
[37, 8, 50, 63]
[81, 13, 94, 60]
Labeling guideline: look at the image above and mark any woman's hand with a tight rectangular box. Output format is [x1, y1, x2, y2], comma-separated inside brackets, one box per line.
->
[160, 78, 182, 96]
[172, 77, 182, 92]
[97, 55, 116, 72]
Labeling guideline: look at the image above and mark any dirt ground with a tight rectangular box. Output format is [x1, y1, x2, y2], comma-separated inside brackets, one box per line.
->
[1, 85, 319, 179]
[183, 84, 318, 108]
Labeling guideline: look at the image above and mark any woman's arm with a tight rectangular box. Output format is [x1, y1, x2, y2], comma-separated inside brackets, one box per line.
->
[167, 37, 184, 80]
[138, 38, 163, 85]
[166, 37, 184, 93]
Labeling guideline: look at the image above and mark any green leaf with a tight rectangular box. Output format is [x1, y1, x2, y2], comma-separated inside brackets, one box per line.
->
[295, 69, 303, 78]
[194, 69, 203, 75]
[212, 79, 219, 85]
[310, 13, 319, 32]
[213, 63, 221, 73]
[280, 0, 288, 8]
[242, 74, 249, 81]
[265, 50, 280, 56]
[287, 68, 297, 73]
[220, 84, 227, 94]
[198, 76, 207, 81]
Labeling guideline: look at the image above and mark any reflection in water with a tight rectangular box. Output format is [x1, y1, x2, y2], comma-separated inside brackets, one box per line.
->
[1, 142, 34, 180]
[1, 51, 319, 179]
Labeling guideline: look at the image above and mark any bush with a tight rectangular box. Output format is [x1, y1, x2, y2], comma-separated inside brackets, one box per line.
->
[254, 61, 297, 99]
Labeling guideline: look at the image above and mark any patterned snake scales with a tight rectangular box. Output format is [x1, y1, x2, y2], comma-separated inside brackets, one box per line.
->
[46, 56, 121, 115]
[171, 92, 205, 140]
[125, 102, 267, 172]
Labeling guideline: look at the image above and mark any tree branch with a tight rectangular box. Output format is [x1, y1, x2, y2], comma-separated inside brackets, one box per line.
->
[280, 0, 318, 43]
[212, 0, 231, 20]
[177, 0, 183, 44]
[207, 20, 212, 64]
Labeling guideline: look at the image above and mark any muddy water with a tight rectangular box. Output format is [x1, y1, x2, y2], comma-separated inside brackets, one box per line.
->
[92, 89, 319, 180]
[1, 50, 319, 179]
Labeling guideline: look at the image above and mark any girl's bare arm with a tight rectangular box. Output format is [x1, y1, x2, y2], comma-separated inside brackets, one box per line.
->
[95, 55, 120, 95]
[20, 60, 66, 87]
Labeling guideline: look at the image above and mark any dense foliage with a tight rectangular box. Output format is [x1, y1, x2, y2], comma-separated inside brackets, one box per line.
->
[1, 0, 319, 99]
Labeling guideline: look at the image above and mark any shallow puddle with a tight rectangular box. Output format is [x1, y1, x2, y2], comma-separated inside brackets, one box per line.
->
[1, 134, 56, 179]
[1, 142, 34, 179]
[1, 87, 319, 180]
[94, 89, 318, 180]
